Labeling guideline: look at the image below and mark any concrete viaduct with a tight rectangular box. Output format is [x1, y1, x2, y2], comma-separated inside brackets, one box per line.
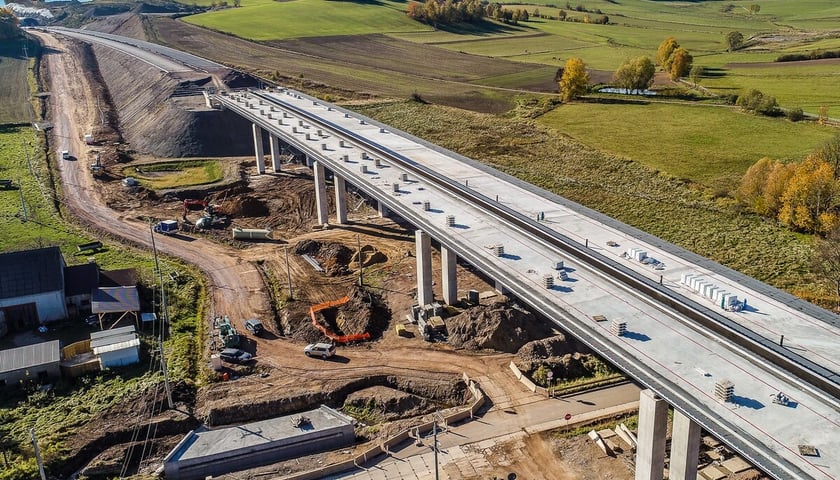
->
[215, 88, 840, 480]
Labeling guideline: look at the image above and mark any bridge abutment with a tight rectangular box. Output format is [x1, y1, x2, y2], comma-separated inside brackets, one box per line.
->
[635, 389, 668, 480]
[415, 230, 433, 307]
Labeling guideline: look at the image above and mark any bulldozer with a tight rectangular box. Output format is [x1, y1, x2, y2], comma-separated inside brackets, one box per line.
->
[215, 315, 240, 348]
[90, 152, 105, 177]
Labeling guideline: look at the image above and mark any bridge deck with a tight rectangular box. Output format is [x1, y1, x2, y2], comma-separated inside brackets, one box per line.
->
[217, 89, 840, 480]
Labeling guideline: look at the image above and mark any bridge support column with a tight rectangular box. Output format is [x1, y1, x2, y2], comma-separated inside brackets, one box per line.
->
[252, 124, 265, 175]
[269, 134, 282, 172]
[669, 410, 701, 480]
[313, 161, 329, 226]
[415, 230, 433, 307]
[377, 200, 388, 218]
[334, 176, 347, 224]
[441, 246, 457, 305]
[635, 389, 668, 480]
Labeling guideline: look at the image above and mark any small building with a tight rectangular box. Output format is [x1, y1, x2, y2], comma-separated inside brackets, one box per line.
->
[64, 262, 99, 316]
[90, 286, 140, 329]
[90, 326, 140, 368]
[0, 340, 61, 387]
[163, 405, 356, 480]
[0, 247, 67, 331]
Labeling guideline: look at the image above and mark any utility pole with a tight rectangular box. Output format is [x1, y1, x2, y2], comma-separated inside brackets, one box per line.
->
[284, 247, 294, 300]
[357, 233, 364, 286]
[30, 429, 46, 480]
[149, 222, 174, 409]
[433, 420, 439, 480]
[17, 177, 27, 221]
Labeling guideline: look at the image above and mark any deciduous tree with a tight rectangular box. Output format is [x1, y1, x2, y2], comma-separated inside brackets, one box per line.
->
[558, 57, 589, 102]
[815, 134, 840, 178]
[690, 65, 705, 86]
[749, 4, 760, 14]
[778, 158, 839, 234]
[726, 31, 744, 51]
[814, 226, 840, 310]
[657, 36, 679, 70]
[612, 56, 655, 92]
[669, 47, 692, 80]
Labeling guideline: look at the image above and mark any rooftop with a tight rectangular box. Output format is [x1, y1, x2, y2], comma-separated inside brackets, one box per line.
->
[0, 247, 65, 299]
[0, 340, 61, 374]
[64, 263, 99, 297]
[92, 286, 140, 313]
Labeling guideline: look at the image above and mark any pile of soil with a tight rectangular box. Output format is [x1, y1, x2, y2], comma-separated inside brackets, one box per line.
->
[352, 244, 388, 267]
[334, 285, 389, 337]
[445, 300, 555, 352]
[294, 239, 354, 276]
[343, 386, 436, 423]
[515, 335, 592, 378]
[222, 195, 270, 218]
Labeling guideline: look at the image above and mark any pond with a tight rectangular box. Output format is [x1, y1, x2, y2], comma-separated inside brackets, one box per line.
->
[598, 87, 658, 96]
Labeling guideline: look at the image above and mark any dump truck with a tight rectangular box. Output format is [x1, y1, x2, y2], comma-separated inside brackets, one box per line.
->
[154, 220, 179, 235]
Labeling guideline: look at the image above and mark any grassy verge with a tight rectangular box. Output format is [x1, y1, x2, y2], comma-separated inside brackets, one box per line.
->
[123, 159, 223, 190]
[0, 37, 38, 124]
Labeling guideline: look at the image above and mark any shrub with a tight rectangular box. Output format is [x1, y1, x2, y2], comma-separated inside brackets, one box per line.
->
[786, 107, 805, 122]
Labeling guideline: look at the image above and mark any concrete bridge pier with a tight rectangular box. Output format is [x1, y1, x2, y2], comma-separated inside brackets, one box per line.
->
[313, 161, 329, 226]
[415, 230, 433, 307]
[377, 201, 389, 218]
[635, 389, 668, 480]
[334, 176, 347, 224]
[441, 246, 457, 305]
[669, 410, 701, 480]
[252, 123, 265, 174]
[269, 134, 282, 172]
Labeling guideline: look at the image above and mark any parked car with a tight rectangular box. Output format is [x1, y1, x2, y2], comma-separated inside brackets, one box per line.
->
[219, 348, 253, 364]
[61, 150, 70, 160]
[304, 342, 336, 359]
[244, 318, 264, 335]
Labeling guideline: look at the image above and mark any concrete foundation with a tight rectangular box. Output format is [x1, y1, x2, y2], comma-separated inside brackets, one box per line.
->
[313, 161, 329, 225]
[441, 246, 457, 305]
[415, 230, 433, 307]
[252, 123, 265, 174]
[269, 134, 282, 172]
[635, 389, 668, 480]
[334, 176, 347, 224]
[669, 410, 701, 480]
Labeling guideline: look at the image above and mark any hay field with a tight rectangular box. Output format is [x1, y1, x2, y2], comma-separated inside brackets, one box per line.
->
[0, 39, 34, 125]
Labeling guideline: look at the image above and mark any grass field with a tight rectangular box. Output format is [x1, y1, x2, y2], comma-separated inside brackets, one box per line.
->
[123, 159, 223, 189]
[184, 0, 431, 40]
[537, 102, 838, 186]
[0, 38, 36, 125]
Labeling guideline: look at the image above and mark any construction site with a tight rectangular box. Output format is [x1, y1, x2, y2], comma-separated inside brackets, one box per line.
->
[15, 13, 774, 480]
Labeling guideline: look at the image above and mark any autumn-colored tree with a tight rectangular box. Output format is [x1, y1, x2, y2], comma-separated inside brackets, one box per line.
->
[815, 134, 840, 179]
[669, 47, 692, 80]
[612, 56, 655, 92]
[736, 157, 777, 214]
[818, 105, 829, 125]
[558, 57, 589, 102]
[690, 65, 705, 86]
[778, 158, 839, 234]
[749, 4, 761, 14]
[763, 161, 795, 217]
[657, 37, 679, 70]
[0, 7, 21, 40]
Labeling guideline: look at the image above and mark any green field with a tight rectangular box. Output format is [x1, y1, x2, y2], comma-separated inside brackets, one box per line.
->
[123, 159, 223, 190]
[538, 103, 837, 186]
[184, 0, 431, 40]
[0, 38, 36, 125]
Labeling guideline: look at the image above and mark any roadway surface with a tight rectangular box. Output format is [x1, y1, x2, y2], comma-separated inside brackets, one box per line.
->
[216, 88, 840, 480]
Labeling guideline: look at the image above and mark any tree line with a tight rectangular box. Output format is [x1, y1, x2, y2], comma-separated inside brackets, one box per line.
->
[737, 136, 840, 235]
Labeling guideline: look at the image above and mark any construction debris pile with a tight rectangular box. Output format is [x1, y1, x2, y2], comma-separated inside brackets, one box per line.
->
[445, 300, 555, 352]
[515, 335, 595, 378]
[343, 386, 437, 423]
[295, 239, 354, 276]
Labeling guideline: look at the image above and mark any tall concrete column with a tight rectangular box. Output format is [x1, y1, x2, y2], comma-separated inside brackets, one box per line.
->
[415, 230, 433, 307]
[377, 200, 388, 218]
[334, 176, 347, 224]
[313, 161, 329, 225]
[669, 410, 701, 480]
[252, 124, 265, 175]
[441, 246, 457, 305]
[269, 134, 282, 172]
[635, 389, 668, 480]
